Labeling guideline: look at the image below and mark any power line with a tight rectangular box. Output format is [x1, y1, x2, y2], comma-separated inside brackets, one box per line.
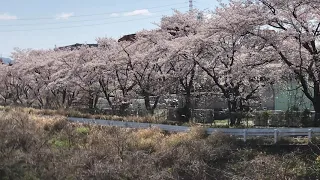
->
[0, 7, 188, 27]
[9, 2, 188, 21]
[0, 15, 162, 32]
[0, 8, 189, 33]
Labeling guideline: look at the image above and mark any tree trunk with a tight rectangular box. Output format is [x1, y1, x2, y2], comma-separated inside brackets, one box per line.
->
[178, 91, 192, 122]
[101, 88, 115, 113]
[66, 91, 76, 109]
[152, 96, 160, 115]
[229, 113, 236, 127]
[62, 89, 67, 108]
[184, 91, 192, 121]
[228, 101, 237, 126]
[313, 99, 320, 127]
[45, 96, 51, 109]
[94, 94, 99, 109]
[88, 92, 94, 110]
[236, 100, 244, 126]
[142, 91, 160, 115]
[143, 92, 152, 115]
[99, 79, 116, 113]
[119, 103, 129, 116]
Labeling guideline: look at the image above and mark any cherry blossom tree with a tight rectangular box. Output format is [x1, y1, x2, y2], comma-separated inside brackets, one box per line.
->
[48, 49, 80, 109]
[216, 0, 320, 125]
[195, 41, 278, 125]
[121, 30, 175, 115]
[2, 7, 306, 127]
[157, 9, 278, 125]
[94, 38, 123, 113]
[0, 63, 14, 105]
[157, 10, 205, 121]
[69, 46, 101, 110]
[96, 37, 137, 115]
[11, 48, 57, 108]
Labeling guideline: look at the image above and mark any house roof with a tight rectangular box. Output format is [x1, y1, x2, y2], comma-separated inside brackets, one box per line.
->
[118, 34, 136, 42]
[55, 43, 98, 51]
[56, 34, 137, 51]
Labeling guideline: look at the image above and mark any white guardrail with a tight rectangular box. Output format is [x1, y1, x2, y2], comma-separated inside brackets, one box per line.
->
[68, 117, 320, 143]
[207, 128, 320, 143]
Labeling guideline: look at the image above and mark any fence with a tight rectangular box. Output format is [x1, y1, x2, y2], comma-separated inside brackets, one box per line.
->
[207, 128, 320, 143]
[166, 108, 229, 123]
[254, 110, 315, 127]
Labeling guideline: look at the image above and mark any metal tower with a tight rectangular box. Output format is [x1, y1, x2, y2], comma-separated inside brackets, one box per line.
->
[189, 0, 193, 11]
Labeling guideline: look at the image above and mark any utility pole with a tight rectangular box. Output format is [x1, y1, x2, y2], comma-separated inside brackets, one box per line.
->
[189, 0, 193, 12]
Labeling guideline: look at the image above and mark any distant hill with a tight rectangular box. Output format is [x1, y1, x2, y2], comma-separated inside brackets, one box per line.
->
[0, 57, 12, 64]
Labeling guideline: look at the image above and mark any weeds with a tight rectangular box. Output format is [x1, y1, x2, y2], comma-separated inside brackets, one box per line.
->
[0, 110, 318, 179]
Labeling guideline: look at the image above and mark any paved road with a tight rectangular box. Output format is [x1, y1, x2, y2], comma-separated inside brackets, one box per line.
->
[68, 117, 190, 133]
[68, 117, 320, 138]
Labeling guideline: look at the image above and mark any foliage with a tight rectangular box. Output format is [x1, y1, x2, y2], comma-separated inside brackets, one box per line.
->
[1, 0, 319, 126]
[75, 127, 90, 135]
[254, 108, 314, 127]
[254, 111, 270, 126]
[301, 109, 313, 127]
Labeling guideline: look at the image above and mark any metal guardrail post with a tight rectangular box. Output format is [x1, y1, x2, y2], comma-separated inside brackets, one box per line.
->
[274, 129, 278, 144]
[243, 129, 248, 142]
[308, 129, 312, 142]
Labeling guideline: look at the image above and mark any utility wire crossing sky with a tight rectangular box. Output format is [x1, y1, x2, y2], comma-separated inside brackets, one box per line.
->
[0, 0, 220, 57]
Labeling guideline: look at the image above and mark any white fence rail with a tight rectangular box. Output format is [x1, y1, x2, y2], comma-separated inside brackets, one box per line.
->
[68, 117, 320, 143]
[207, 128, 320, 143]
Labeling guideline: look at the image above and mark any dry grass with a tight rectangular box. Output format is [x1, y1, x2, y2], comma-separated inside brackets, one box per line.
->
[0, 106, 169, 125]
[131, 128, 165, 152]
[0, 109, 318, 179]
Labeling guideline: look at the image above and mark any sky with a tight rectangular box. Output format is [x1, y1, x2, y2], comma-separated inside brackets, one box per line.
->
[0, 0, 221, 58]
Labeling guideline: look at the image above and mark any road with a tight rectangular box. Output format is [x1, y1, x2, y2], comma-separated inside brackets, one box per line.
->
[68, 117, 320, 140]
[68, 117, 190, 132]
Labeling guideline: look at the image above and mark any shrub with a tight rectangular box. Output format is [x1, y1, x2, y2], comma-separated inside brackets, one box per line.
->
[285, 106, 302, 127]
[131, 128, 165, 152]
[206, 132, 239, 147]
[188, 126, 208, 139]
[229, 154, 305, 179]
[65, 110, 85, 118]
[161, 133, 189, 148]
[0, 110, 41, 153]
[269, 112, 286, 127]
[51, 118, 69, 132]
[301, 109, 313, 127]
[49, 138, 71, 148]
[75, 126, 90, 135]
[254, 111, 270, 126]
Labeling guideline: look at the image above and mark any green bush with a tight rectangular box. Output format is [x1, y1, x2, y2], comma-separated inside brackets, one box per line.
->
[75, 127, 90, 135]
[270, 112, 286, 127]
[254, 111, 270, 126]
[301, 109, 313, 127]
[49, 138, 71, 148]
[284, 106, 301, 127]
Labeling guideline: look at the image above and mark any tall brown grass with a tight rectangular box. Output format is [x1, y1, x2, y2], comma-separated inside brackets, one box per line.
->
[0, 109, 318, 179]
[0, 106, 169, 124]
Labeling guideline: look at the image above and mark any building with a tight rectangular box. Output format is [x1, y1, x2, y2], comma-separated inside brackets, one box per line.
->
[55, 43, 98, 51]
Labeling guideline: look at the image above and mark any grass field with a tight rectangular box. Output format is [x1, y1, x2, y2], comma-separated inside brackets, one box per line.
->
[1, 108, 320, 179]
